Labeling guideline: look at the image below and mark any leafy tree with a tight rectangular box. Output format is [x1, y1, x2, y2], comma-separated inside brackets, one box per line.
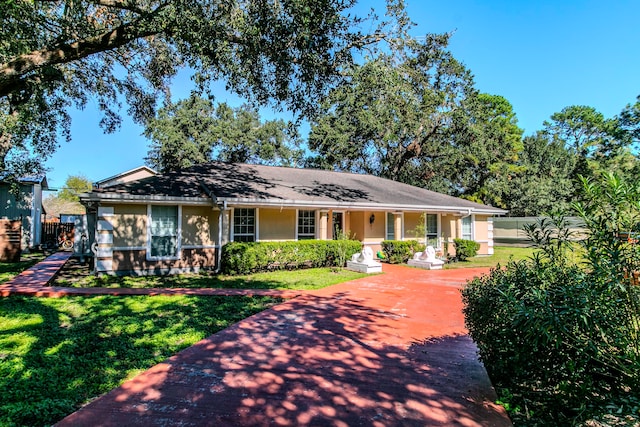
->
[144, 95, 303, 171]
[144, 95, 216, 171]
[208, 103, 303, 165]
[543, 101, 640, 192]
[58, 175, 93, 202]
[43, 175, 91, 218]
[0, 0, 403, 177]
[543, 105, 617, 158]
[448, 93, 524, 201]
[484, 133, 576, 216]
[307, 35, 524, 201]
[308, 34, 473, 186]
[618, 95, 640, 146]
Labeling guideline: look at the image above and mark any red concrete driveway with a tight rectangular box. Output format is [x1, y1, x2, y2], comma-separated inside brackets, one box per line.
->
[55, 264, 511, 426]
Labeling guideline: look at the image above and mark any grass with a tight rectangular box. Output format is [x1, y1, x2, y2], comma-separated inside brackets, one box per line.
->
[0, 253, 45, 284]
[0, 246, 554, 426]
[444, 245, 586, 269]
[444, 246, 535, 269]
[0, 294, 280, 427]
[1, 260, 368, 426]
[55, 267, 369, 290]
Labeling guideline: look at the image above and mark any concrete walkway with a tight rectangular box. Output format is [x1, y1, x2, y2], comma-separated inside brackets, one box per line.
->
[0, 251, 73, 293]
[39, 262, 512, 427]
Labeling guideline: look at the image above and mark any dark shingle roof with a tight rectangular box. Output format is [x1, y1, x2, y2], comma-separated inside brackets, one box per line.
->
[87, 162, 505, 214]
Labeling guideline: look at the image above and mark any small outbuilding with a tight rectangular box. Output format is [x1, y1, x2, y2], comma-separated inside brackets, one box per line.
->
[0, 175, 48, 249]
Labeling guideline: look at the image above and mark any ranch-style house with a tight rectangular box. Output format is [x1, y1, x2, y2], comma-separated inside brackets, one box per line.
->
[80, 162, 506, 275]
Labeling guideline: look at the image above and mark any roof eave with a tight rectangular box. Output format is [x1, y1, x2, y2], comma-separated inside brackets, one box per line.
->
[78, 193, 508, 215]
[79, 193, 211, 206]
[216, 198, 507, 215]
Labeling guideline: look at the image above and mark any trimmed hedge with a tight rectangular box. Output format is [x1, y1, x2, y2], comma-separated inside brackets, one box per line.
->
[381, 240, 425, 264]
[220, 240, 362, 274]
[453, 238, 480, 260]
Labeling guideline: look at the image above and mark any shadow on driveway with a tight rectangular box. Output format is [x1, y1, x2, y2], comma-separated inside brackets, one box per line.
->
[56, 264, 510, 426]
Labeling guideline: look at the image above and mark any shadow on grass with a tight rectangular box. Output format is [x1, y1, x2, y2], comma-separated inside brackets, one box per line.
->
[0, 253, 46, 284]
[0, 294, 280, 427]
[53, 258, 366, 291]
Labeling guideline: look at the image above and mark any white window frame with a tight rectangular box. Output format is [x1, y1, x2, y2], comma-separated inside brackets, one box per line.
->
[296, 209, 317, 240]
[384, 212, 398, 240]
[147, 204, 182, 261]
[462, 215, 474, 241]
[232, 208, 257, 242]
[331, 210, 346, 239]
[425, 213, 440, 247]
[386, 212, 403, 240]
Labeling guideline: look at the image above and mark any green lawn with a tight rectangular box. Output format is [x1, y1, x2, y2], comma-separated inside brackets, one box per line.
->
[1, 260, 369, 427]
[55, 267, 369, 290]
[0, 294, 280, 427]
[445, 246, 535, 269]
[0, 253, 45, 284]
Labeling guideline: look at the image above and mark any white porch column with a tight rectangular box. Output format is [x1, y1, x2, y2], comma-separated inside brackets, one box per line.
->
[318, 210, 329, 240]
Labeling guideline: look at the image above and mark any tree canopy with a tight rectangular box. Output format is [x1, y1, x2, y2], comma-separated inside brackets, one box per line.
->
[43, 174, 92, 218]
[308, 34, 474, 182]
[58, 174, 93, 202]
[307, 34, 524, 200]
[144, 94, 303, 171]
[0, 0, 403, 177]
[483, 133, 576, 216]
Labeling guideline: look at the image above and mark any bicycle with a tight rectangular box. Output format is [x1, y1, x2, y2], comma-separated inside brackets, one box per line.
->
[58, 233, 74, 250]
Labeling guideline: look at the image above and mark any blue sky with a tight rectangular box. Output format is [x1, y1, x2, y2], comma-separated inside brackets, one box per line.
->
[44, 0, 640, 190]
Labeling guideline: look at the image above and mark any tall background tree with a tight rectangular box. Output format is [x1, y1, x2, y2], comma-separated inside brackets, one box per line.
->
[483, 133, 576, 216]
[43, 174, 92, 218]
[144, 95, 303, 171]
[308, 34, 475, 185]
[542, 101, 640, 196]
[0, 0, 405, 177]
[307, 34, 524, 200]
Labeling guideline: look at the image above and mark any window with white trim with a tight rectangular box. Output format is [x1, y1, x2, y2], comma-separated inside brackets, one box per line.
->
[233, 208, 256, 242]
[386, 212, 395, 240]
[462, 216, 473, 240]
[298, 210, 316, 240]
[150, 205, 179, 258]
[426, 214, 438, 246]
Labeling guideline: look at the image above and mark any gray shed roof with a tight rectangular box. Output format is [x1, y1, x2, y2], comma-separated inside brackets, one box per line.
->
[0, 174, 48, 187]
[84, 162, 506, 214]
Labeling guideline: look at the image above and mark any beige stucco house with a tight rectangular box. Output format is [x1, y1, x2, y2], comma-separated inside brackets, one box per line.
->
[80, 162, 506, 275]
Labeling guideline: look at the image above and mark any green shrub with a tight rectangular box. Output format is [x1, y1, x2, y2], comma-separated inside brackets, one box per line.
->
[462, 173, 640, 425]
[462, 258, 639, 424]
[381, 240, 424, 264]
[453, 238, 479, 260]
[220, 240, 362, 274]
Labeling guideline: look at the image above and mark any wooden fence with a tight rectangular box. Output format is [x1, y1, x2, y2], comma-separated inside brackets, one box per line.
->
[0, 220, 21, 262]
[42, 222, 74, 248]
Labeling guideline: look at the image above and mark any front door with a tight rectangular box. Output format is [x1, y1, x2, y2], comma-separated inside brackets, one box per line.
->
[332, 212, 344, 239]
